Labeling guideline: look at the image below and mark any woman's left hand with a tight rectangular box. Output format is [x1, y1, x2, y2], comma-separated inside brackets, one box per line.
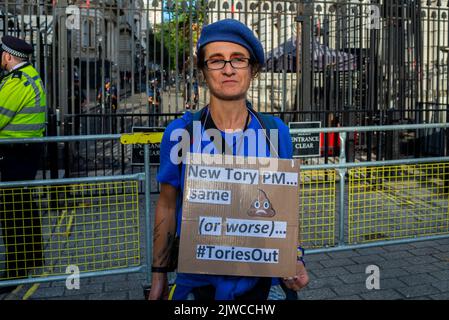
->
[282, 261, 310, 291]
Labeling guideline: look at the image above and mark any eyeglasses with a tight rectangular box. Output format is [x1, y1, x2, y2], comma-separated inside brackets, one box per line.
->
[204, 58, 250, 70]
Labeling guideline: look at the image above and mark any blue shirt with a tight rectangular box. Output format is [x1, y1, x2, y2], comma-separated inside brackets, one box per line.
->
[156, 106, 293, 299]
[157, 108, 293, 234]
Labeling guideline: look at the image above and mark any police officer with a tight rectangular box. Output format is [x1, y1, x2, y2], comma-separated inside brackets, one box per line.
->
[0, 36, 46, 294]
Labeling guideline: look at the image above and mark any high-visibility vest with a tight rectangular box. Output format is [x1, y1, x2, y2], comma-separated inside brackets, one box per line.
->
[0, 63, 47, 138]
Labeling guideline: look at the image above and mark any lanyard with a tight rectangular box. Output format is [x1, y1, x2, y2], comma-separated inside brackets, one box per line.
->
[200, 106, 251, 155]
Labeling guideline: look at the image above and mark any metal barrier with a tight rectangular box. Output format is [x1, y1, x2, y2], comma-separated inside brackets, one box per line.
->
[295, 122, 449, 254]
[59, 107, 449, 183]
[349, 162, 449, 244]
[1, 123, 449, 291]
[0, 135, 153, 290]
[299, 169, 336, 249]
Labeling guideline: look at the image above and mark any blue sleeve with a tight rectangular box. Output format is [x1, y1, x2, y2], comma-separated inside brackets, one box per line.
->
[156, 118, 186, 189]
[274, 117, 293, 159]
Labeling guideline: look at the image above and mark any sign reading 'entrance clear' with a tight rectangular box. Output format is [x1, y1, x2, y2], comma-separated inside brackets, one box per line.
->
[131, 126, 164, 165]
[289, 122, 321, 158]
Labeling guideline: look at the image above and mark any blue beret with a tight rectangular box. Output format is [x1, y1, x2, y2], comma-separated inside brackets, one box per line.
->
[1, 35, 33, 58]
[197, 19, 265, 65]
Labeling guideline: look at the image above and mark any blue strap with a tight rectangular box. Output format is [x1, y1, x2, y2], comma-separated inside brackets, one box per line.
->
[297, 246, 306, 267]
[175, 107, 208, 238]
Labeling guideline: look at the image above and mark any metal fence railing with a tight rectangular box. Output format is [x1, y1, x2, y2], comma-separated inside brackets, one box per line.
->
[2, 0, 449, 179]
[0, 135, 153, 289]
[0, 180, 140, 281]
[57, 106, 449, 180]
[2, 1, 448, 130]
[299, 169, 336, 249]
[349, 162, 449, 244]
[1, 124, 449, 291]
[295, 122, 449, 253]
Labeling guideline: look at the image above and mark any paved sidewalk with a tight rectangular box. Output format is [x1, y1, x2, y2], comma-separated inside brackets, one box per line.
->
[1, 236, 448, 300]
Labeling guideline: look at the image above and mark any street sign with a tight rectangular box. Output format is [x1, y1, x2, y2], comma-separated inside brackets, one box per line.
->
[131, 126, 165, 165]
[289, 122, 321, 158]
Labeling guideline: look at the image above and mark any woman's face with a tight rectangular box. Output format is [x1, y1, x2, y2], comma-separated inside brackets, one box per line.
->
[201, 41, 253, 102]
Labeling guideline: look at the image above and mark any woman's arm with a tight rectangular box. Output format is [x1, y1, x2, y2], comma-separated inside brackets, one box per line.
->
[148, 183, 178, 300]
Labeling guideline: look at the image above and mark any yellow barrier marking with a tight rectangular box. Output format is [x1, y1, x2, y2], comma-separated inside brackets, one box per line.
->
[383, 192, 415, 206]
[78, 200, 91, 208]
[168, 284, 177, 300]
[65, 211, 74, 238]
[120, 132, 164, 145]
[21, 272, 51, 300]
[12, 285, 23, 294]
[22, 283, 40, 300]
[57, 210, 68, 235]
[372, 183, 417, 206]
[21, 208, 74, 300]
[3, 285, 24, 300]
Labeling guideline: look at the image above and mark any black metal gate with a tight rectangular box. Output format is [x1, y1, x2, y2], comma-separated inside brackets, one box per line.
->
[1, 0, 448, 174]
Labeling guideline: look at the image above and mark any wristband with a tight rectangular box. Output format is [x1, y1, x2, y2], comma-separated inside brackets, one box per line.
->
[151, 266, 170, 273]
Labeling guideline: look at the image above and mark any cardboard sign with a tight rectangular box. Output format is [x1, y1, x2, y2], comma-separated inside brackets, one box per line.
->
[289, 122, 321, 158]
[131, 126, 164, 165]
[178, 153, 300, 278]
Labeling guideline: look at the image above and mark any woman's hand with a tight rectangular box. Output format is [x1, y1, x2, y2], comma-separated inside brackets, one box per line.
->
[148, 272, 170, 300]
[282, 261, 309, 291]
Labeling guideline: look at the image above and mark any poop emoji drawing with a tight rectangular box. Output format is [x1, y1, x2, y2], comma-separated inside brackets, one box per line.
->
[247, 189, 276, 217]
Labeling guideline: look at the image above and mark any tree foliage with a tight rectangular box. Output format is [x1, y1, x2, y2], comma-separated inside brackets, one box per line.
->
[154, 0, 206, 70]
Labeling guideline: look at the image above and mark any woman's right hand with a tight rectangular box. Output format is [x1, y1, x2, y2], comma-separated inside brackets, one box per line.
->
[148, 272, 170, 300]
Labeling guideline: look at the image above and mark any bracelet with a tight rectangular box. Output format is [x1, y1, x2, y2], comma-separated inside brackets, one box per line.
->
[297, 246, 306, 267]
[151, 266, 170, 273]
